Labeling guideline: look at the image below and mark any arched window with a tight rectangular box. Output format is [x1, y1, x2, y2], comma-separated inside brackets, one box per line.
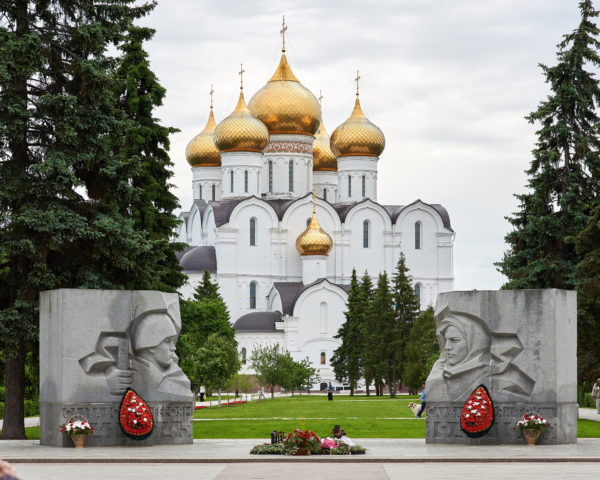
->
[363, 220, 369, 248]
[415, 221, 421, 249]
[249, 281, 257, 309]
[199, 184, 202, 199]
[268, 161, 273, 193]
[323, 189, 327, 201]
[244, 170, 248, 193]
[361, 175, 366, 197]
[211, 184, 216, 201]
[415, 283, 422, 306]
[320, 352, 326, 365]
[348, 176, 352, 197]
[241, 347, 247, 365]
[230, 170, 234, 193]
[288, 160, 294, 192]
[249, 218, 256, 246]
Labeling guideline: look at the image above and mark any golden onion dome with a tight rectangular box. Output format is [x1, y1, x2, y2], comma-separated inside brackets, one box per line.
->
[296, 199, 333, 256]
[186, 106, 221, 167]
[214, 88, 269, 153]
[330, 94, 385, 158]
[248, 53, 321, 136]
[312, 119, 337, 171]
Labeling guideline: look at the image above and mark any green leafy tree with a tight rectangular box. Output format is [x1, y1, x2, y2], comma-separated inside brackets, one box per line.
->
[496, 0, 600, 290]
[225, 373, 253, 400]
[573, 204, 600, 382]
[403, 307, 439, 392]
[192, 333, 240, 406]
[0, 0, 168, 439]
[331, 269, 363, 395]
[250, 344, 288, 399]
[390, 253, 420, 395]
[279, 354, 318, 396]
[177, 274, 234, 399]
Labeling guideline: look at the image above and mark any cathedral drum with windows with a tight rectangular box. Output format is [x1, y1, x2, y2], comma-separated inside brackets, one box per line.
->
[176, 26, 455, 389]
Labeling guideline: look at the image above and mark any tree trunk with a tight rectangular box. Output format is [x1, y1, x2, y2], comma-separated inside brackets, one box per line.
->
[271, 386, 274, 399]
[350, 388, 354, 396]
[1, 338, 26, 439]
[217, 388, 221, 407]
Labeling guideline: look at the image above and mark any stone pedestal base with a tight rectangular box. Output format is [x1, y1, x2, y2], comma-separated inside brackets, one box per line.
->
[41, 401, 193, 447]
[425, 401, 578, 444]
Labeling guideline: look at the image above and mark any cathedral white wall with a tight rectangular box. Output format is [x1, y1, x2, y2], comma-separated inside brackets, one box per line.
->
[236, 333, 284, 375]
[188, 206, 203, 245]
[343, 203, 393, 280]
[336, 156, 378, 203]
[192, 166, 222, 201]
[283, 282, 346, 385]
[176, 213, 188, 244]
[221, 152, 263, 199]
[312, 170, 338, 203]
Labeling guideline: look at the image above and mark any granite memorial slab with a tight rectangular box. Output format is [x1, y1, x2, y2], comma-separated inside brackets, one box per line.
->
[40, 289, 194, 447]
[426, 289, 577, 444]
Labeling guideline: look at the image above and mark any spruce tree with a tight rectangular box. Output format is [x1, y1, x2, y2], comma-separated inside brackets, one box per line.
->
[496, 0, 600, 289]
[371, 273, 397, 396]
[390, 253, 420, 395]
[331, 269, 363, 395]
[115, 25, 185, 292]
[573, 204, 600, 382]
[0, 0, 171, 439]
[357, 272, 374, 395]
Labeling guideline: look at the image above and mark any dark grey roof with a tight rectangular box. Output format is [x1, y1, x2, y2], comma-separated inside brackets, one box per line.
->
[273, 282, 304, 315]
[211, 199, 244, 227]
[175, 245, 195, 261]
[263, 195, 307, 220]
[179, 211, 190, 228]
[431, 204, 452, 231]
[179, 246, 217, 273]
[193, 199, 208, 221]
[384, 199, 452, 231]
[233, 311, 282, 332]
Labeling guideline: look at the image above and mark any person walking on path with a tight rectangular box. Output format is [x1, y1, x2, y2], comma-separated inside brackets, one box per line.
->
[592, 378, 600, 414]
[416, 382, 426, 418]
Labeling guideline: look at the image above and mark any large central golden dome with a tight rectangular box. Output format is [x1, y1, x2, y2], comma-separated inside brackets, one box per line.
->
[330, 94, 385, 158]
[296, 199, 333, 256]
[248, 53, 321, 136]
[312, 119, 337, 171]
[186, 106, 221, 167]
[214, 88, 269, 153]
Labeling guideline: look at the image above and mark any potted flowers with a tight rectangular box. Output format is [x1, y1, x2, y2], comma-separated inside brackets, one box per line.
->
[282, 429, 321, 455]
[60, 415, 94, 448]
[515, 413, 550, 445]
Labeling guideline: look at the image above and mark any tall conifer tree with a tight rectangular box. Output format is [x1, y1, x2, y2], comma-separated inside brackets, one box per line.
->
[331, 269, 363, 395]
[0, 1, 180, 438]
[496, 0, 600, 289]
[357, 272, 375, 396]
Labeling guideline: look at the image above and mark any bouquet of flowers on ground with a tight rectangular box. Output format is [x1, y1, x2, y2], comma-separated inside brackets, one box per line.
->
[282, 429, 321, 454]
[515, 413, 550, 432]
[59, 418, 93, 437]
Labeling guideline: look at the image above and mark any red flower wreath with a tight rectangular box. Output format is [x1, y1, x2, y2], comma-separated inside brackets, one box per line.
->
[119, 388, 154, 440]
[460, 384, 495, 438]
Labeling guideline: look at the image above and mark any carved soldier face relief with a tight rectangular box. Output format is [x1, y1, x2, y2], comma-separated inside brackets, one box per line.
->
[443, 325, 468, 366]
[144, 336, 178, 370]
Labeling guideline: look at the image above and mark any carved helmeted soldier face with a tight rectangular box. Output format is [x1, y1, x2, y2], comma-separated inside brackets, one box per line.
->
[132, 313, 179, 371]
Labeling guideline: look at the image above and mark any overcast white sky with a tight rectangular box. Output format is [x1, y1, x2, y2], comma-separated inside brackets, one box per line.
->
[140, 0, 584, 291]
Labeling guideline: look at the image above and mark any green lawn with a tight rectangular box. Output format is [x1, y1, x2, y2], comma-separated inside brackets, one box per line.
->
[7, 396, 600, 440]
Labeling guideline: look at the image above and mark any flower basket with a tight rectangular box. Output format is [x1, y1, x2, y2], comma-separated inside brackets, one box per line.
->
[515, 412, 550, 446]
[60, 414, 93, 448]
[282, 429, 321, 455]
[71, 433, 87, 448]
[522, 428, 542, 446]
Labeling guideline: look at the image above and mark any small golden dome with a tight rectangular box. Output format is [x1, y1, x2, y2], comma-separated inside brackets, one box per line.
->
[186, 107, 221, 167]
[248, 53, 321, 136]
[296, 199, 333, 256]
[330, 95, 385, 158]
[214, 89, 269, 153]
[312, 119, 337, 171]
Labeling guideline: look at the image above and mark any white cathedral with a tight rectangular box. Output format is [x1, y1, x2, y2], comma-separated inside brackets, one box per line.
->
[176, 29, 455, 388]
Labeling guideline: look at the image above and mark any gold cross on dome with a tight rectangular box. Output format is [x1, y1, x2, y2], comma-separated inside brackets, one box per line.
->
[318, 90, 323, 106]
[355, 70, 361, 95]
[239, 63, 245, 89]
[280, 15, 288, 52]
[209, 84, 214, 108]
